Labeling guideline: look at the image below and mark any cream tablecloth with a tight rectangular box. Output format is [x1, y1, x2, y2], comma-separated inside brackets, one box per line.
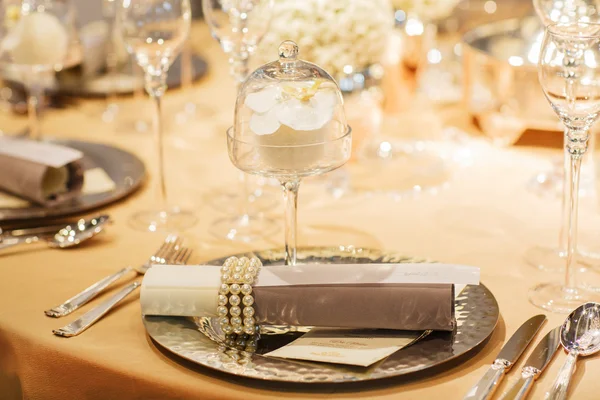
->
[1, 24, 600, 400]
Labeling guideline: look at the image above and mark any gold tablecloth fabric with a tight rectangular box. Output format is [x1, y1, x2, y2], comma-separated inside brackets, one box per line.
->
[2, 24, 600, 400]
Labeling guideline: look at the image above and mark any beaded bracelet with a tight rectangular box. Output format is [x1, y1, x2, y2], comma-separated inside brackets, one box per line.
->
[218, 256, 262, 346]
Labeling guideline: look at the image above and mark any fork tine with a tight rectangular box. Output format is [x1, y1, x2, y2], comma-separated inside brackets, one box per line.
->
[182, 249, 192, 264]
[162, 236, 185, 263]
[175, 248, 190, 265]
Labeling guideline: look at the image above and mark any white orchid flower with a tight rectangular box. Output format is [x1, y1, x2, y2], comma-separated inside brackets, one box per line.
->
[244, 81, 338, 135]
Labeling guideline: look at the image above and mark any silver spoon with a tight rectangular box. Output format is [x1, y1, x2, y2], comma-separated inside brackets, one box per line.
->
[545, 302, 600, 400]
[0, 215, 110, 251]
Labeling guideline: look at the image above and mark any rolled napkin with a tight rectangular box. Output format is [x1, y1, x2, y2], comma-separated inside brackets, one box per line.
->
[0, 137, 84, 206]
[141, 263, 480, 331]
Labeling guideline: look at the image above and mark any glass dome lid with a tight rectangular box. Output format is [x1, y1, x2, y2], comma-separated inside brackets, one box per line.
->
[234, 40, 348, 138]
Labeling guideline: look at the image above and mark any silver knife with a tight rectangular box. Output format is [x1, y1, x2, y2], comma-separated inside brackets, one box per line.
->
[498, 327, 561, 400]
[463, 314, 547, 400]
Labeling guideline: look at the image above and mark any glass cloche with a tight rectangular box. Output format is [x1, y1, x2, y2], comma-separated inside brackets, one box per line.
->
[227, 40, 352, 265]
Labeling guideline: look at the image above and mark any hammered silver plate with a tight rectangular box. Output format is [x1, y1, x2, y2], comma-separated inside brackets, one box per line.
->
[143, 247, 499, 383]
[0, 139, 145, 222]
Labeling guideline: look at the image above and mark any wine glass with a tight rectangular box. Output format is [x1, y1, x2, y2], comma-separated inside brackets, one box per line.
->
[202, 0, 278, 242]
[529, 22, 600, 312]
[0, 0, 78, 140]
[229, 41, 352, 265]
[525, 0, 600, 271]
[118, 0, 197, 232]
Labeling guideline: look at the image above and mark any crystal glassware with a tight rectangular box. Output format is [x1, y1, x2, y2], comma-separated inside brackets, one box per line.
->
[0, 0, 78, 140]
[529, 22, 600, 312]
[525, 0, 600, 270]
[228, 41, 352, 265]
[118, 0, 197, 232]
[202, 0, 278, 242]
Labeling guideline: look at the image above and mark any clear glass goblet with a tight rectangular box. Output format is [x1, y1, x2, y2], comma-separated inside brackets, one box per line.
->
[229, 41, 352, 265]
[529, 21, 600, 313]
[202, 0, 279, 243]
[0, 0, 78, 140]
[118, 0, 197, 232]
[525, 0, 600, 270]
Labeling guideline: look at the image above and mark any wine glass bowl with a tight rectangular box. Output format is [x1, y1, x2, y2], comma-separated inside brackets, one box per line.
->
[0, 0, 77, 140]
[120, 0, 190, 83]
[202, 0, 272, 55]
[227, 121, 352, 180]
[530, 22, 600, 313]
[534, 0, 600, 27]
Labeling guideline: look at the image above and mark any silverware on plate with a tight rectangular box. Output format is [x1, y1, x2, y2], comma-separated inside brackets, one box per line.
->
[52, 243, 192, 337]
[45, 234, 181, 318]
[0, 215, 109, 251]
[463, 314, 547, 400]
[498, 326, 561, 400]
[545, 303, 600, 400]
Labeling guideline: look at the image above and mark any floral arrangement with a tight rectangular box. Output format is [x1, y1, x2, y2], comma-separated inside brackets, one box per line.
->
[257, 0, 394, 78]
[391, 0, 460, 21]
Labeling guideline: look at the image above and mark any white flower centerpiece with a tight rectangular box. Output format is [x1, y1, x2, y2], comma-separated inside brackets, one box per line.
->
[257, 0, 394, 79]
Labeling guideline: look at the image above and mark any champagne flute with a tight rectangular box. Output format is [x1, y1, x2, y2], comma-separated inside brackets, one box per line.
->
[0, 0, 77, 140]
[529, 22, 600, 312]
[202, 0, 278, 242]
[229, 41, 352, 265]
[118, 0, 197, 232]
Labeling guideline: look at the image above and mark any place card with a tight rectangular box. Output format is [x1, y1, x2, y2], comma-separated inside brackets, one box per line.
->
[82, 167, 116, 194]
[264, 328, 423, 367]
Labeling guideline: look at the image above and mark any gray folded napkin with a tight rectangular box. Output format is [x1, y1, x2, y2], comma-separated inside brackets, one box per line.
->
[0, 138, 84, 206]
[253, 284, 455, 331]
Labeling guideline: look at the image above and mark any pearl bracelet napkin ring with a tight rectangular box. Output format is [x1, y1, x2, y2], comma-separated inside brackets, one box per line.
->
[218, 256, 262, 351]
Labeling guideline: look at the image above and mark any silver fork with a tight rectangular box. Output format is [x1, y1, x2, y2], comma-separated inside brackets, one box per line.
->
[52, 246, 192, 338]
[45, 235, 182, 318]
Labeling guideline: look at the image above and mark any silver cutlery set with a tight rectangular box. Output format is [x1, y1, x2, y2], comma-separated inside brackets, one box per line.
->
[34, 231, 192, 337]
[464, 303, 600, 400]
[1, 217, 192, 337]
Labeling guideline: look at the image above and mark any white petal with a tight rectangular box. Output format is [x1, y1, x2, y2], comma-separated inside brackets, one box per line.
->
[244, 87, 280, 114]
[249, 108, 281, 135]
[277, 98, 333, 131]
[311, 90, 338, 110]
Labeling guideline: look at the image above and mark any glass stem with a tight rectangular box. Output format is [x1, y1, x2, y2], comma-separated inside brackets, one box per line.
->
[559, 129, 570, 254]
[239, 172, 251, 221]
[182, 41, 193, 91]
[145, 72, 168, 209]
[564, 128, 589, 290]
[282, 180, 300, 266]
[25, 72, 43, 141]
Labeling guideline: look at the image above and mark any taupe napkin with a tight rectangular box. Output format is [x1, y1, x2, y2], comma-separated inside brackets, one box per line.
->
[0, 138, 84, 206]
[253, 284, 455, 331]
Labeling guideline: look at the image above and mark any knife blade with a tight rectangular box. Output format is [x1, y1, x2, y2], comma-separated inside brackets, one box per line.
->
[498, 327, 561, 400]
[463, 314, 547, 400]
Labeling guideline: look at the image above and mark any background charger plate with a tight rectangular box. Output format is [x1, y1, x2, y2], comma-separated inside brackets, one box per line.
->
[143, 246, 499, 384]
[0, 139, 145, 222]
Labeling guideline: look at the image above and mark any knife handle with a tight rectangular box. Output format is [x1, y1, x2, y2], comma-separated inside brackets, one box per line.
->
[464, 360, 509, 400]
[498, 369, 538, 400]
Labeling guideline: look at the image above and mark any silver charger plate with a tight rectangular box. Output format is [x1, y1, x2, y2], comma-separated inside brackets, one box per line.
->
[0, 139, 145, 222]
[143, 247, 499, 384]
